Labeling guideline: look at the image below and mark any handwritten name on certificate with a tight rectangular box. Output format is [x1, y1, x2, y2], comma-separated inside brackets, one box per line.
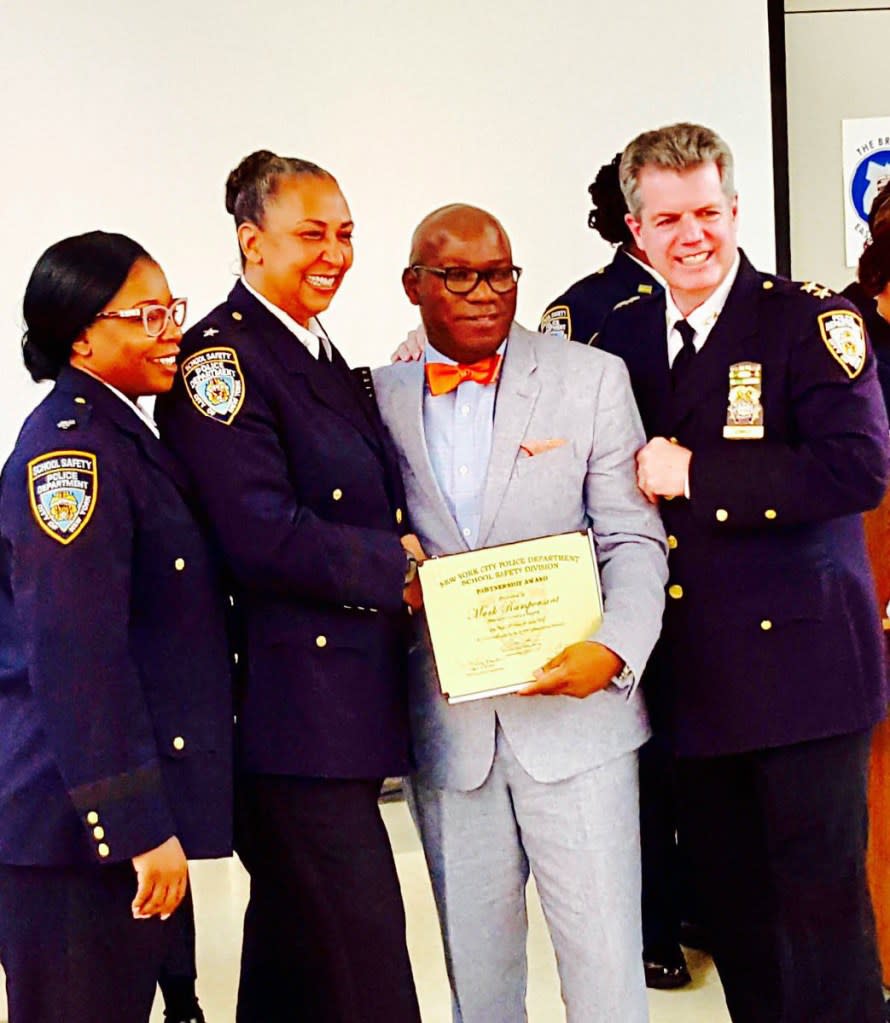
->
[418, 531, 603, 703]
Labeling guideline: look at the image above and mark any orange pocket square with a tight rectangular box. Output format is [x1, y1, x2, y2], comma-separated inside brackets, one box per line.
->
[519, 438, 567, 457]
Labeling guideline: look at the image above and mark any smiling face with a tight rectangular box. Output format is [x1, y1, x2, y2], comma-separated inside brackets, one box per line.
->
[239, 174, 353, 326]
[70, 258, 182, 398]
[403, 207, 516, 362]
[626, 161, 738, 316]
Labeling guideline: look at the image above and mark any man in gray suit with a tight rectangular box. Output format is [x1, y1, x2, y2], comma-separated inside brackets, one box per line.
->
[374, 204, 667, 1023]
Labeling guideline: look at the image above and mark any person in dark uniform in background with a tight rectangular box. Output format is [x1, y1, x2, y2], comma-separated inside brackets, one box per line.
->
[539, 153, 664, 345]
[0, 231, 233, 1023]
[859, 226, 890, 330]
[843, 180, 890, 409]
[155, 150, 423, 1023]
[541, 153, 692, 992]
[597, 122, 889, 1023]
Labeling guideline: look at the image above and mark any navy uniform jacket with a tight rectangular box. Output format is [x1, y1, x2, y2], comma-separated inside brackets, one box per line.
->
[0, 367, 233, 866]
[155, 281, 412, 779]
[597, 253, 890, 757]
[539, 247, 663, 344]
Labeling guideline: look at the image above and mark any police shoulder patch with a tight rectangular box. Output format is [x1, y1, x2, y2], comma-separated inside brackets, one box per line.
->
[817, 309, 866, 379]
[181, 347, 245, 425]
[27, 450, 98, 545]
[539, 305, 572, 341]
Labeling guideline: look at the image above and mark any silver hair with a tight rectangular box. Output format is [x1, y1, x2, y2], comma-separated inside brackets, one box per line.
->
[619, 123, 735, 220]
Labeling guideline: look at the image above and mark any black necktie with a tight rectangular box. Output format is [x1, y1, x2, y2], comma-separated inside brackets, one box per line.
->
[671, 319, 697, 388]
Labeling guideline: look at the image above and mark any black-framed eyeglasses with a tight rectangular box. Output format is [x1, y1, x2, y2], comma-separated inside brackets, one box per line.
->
[410, 265, 522, 295]
[94, 298, 188, 338]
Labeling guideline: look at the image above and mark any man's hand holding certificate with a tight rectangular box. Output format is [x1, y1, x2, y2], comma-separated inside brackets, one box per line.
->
[519, 640, 623, 699]
[418, 531, 610, 703]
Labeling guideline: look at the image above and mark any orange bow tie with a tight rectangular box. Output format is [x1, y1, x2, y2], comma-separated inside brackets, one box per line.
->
[425, 355, 502, 396]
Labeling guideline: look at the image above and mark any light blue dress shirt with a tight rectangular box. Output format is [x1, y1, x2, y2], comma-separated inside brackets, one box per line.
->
[423, 341, 506, 547]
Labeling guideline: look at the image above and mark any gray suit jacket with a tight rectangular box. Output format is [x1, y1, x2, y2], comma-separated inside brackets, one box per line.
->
[374, 323, 667, 790]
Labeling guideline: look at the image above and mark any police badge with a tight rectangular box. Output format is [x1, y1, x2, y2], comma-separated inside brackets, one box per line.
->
[817, 310, 866, 379]
[539, 304, 572, 341]
[27, 450, 97, 544]
[182, 347, 245, 425]
[723, 362, 764, 439]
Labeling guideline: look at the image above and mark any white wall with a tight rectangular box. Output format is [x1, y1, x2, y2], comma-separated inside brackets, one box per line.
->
[0, 0, 775, 458]
[785, 2, 890, 287]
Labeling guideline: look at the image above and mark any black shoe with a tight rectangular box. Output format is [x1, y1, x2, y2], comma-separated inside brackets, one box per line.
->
[643, 943, 692, 990]
[678, 919, 712, 953]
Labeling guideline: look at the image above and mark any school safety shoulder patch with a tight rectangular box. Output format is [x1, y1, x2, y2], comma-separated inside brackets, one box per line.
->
[817, 310, 866, 379]
[181, 347, 245, 425]
[539, 305, 571, 340]
[27, 450, 97, 545]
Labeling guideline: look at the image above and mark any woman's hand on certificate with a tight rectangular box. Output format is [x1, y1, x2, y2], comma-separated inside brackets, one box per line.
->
[519, 642, 623, 699]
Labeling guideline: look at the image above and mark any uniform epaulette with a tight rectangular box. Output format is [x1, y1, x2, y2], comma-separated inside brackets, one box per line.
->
[799, 280, 835, 300]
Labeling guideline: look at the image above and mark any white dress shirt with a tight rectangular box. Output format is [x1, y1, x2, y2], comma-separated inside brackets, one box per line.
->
[664, 252, 740, 365]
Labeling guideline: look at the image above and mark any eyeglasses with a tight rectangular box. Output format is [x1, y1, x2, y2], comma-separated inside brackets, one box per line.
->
[410, 265, 522, 295]
[94, 298, 188, 338]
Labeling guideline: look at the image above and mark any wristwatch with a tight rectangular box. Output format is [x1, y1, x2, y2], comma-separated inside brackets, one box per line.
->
[612, 663, 634, 688]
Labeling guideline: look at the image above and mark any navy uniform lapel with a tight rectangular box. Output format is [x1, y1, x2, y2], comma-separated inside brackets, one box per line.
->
[227, 282, 380, 446]
[55, 368, 193, 498]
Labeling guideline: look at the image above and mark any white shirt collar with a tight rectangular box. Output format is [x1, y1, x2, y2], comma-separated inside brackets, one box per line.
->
[92, 376, 160, 438]
[664, 251, 740, 356]
[240, 276, 332, 360]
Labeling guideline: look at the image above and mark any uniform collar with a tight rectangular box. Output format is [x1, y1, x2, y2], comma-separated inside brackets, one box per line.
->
[59, 366, 159, 437]
[621, 247, 667, 289]
[240, 276, 332, 360]
[665, 251, 741, 337]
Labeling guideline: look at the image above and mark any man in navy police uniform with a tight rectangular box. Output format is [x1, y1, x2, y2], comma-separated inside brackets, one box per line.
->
[596, 122, 890, 1023]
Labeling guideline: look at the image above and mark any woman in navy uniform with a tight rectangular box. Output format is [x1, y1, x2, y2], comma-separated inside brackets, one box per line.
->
[155, 150, 422, 1023]
[539, 153, 664, 345]
[0, 232, 233, 1023]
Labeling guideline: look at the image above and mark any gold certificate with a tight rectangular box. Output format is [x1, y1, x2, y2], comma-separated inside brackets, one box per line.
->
[418, 531, 603, 704]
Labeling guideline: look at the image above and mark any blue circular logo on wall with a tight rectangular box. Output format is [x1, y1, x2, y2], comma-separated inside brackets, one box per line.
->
[850, 151, 890, 222]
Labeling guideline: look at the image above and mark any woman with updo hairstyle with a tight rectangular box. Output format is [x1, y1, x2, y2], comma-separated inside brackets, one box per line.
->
[0, 232, 233, 1023]
[155, 150, 422, 1022]
[538, 151, 665, 345]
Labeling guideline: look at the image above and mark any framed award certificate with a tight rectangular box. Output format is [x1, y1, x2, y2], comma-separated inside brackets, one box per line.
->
[418, 530, 603, 703]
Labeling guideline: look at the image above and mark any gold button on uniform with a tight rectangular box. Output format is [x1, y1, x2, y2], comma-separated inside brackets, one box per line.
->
[316, 635, 327, 648]
[97, 843, 110, 858]
[715, 509, 729, 522]
[74, 396, 87, 405]
[86, 811, 99, 825]
[172, 736, 185, 751]
[232, 311, 243, 321]
[395, 508, 404, 525]
[669, 437, 679, 445]
[763, 280, 774, 290]
[174, 557, 185, 571]
[764, 509, 777, 520]
[667, 535, 678, 550]
[760, 619, 773, 631]
[332, 488, 343, 501]
[93, 826, 105, 840]
[668, 584, 684, 599]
